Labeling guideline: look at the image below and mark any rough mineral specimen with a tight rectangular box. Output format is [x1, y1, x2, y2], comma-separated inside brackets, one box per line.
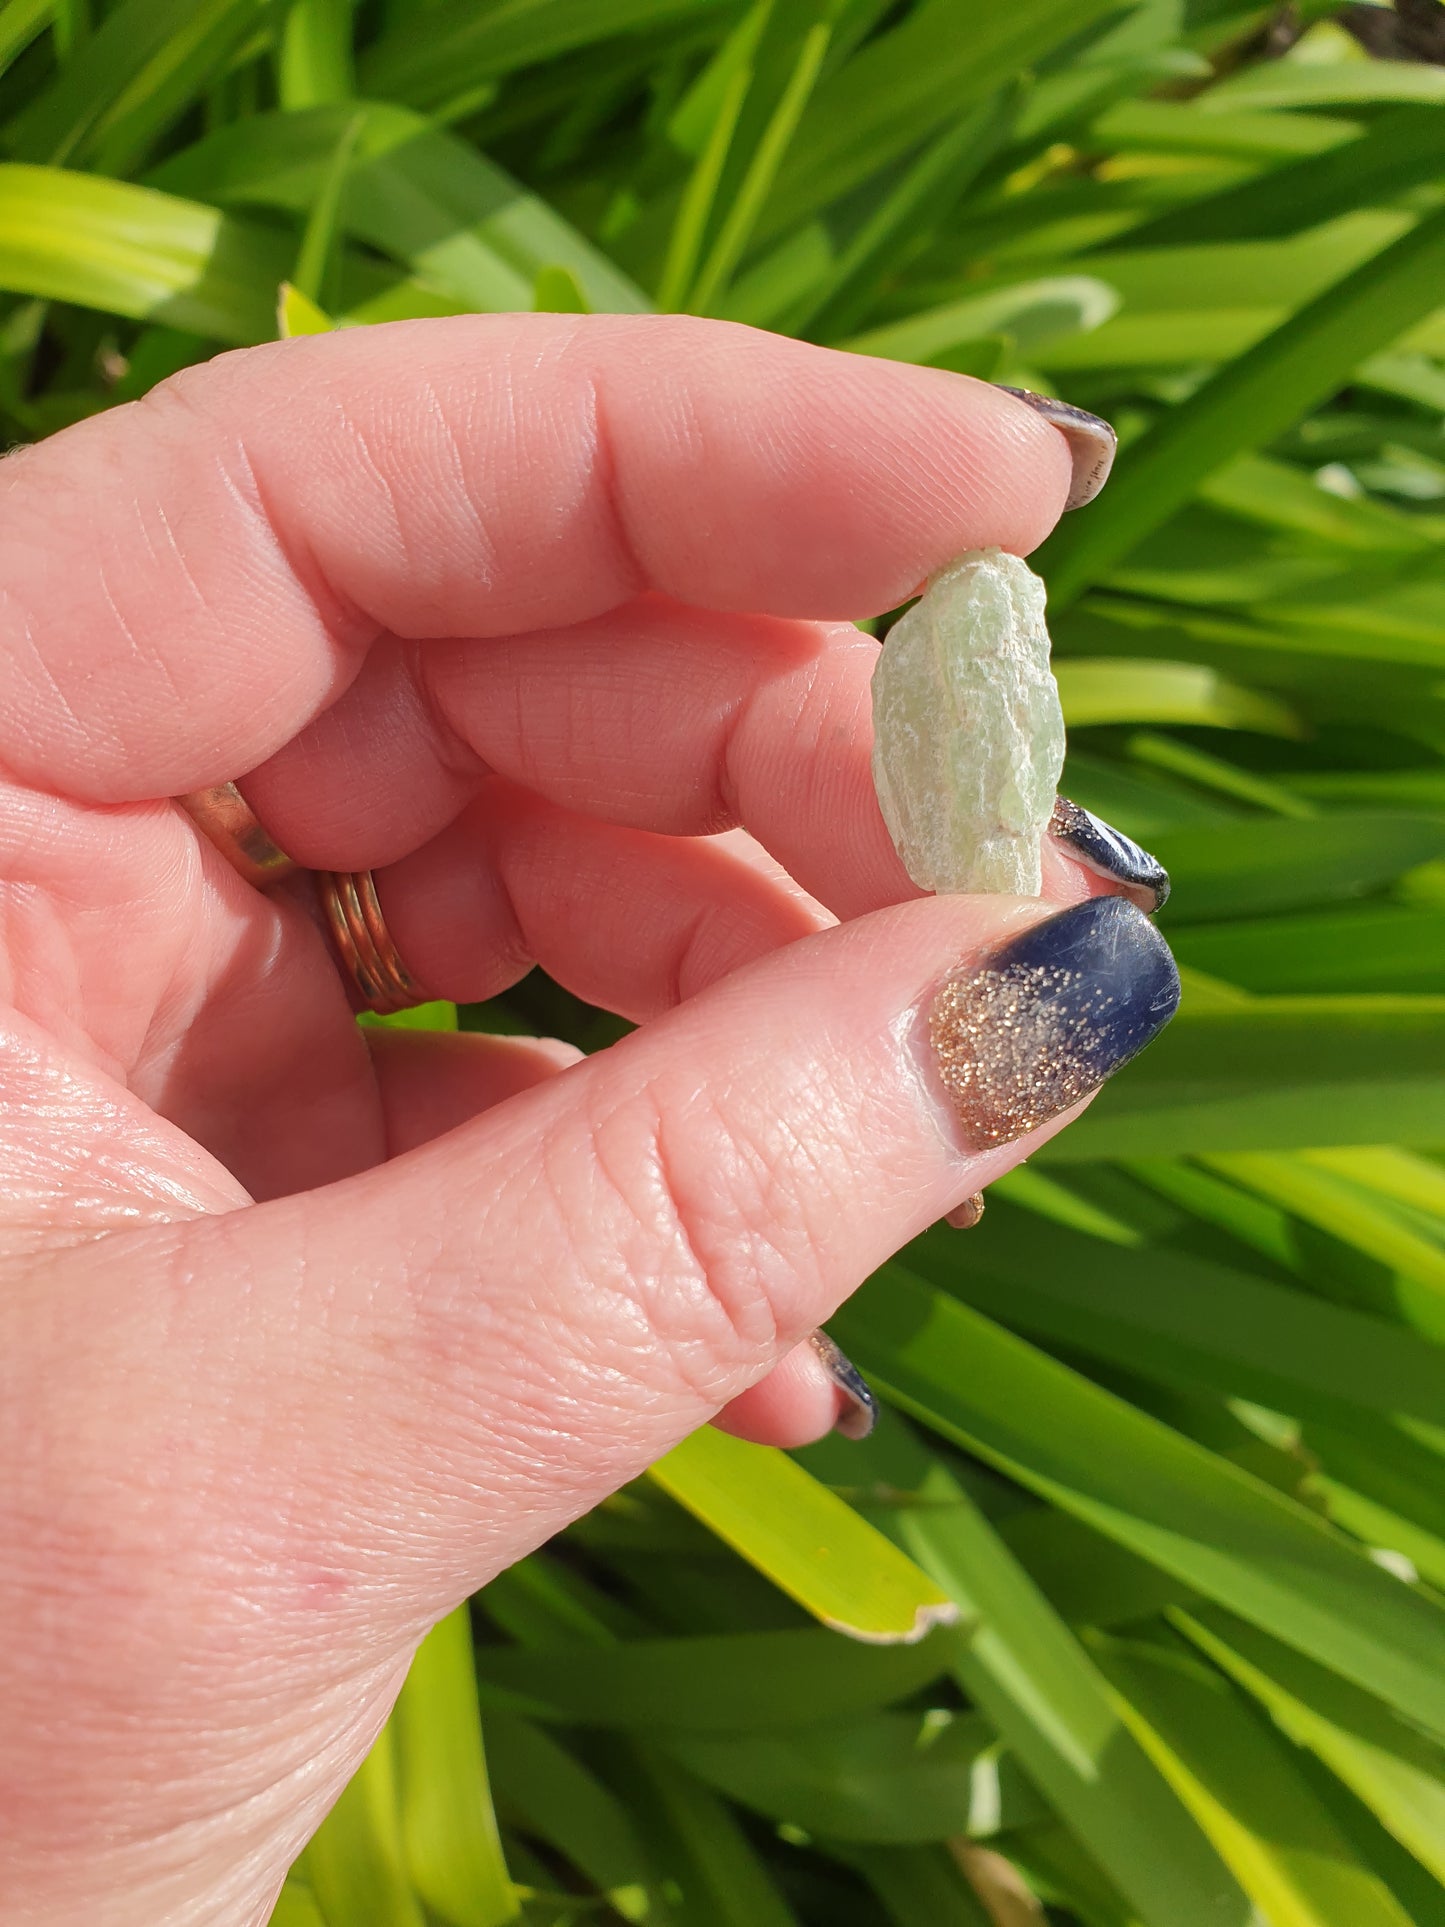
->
[871, 547, 1065, 897]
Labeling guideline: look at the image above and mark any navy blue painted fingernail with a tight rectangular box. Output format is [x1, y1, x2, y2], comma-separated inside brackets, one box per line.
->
[809, 1330, 877, 1441]
[1049, 796, 1170, 912]
[929, 895, 1180, 1149]
[994, 385, 1117, 509]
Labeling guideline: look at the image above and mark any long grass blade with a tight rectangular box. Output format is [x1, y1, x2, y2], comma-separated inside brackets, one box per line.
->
[832, 1267, 1445, 1745]
[1039, 203, 1445, 607]
[649, 1425, 958, 1642]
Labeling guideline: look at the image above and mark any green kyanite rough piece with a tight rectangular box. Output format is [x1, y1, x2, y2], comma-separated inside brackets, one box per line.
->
[870, 547, 1065, 897]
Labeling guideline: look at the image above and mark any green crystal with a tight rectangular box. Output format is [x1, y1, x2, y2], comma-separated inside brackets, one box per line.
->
[870, 548, 1065, 897]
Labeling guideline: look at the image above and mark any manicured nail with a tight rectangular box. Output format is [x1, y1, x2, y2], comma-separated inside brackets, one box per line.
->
[994, 385, 1117, 510]
[928, 895, 1180, 1150]
[1049, 796, 1170, 913]
[809, 1330, 877, 1441]
[944, 1192, 986, 1230]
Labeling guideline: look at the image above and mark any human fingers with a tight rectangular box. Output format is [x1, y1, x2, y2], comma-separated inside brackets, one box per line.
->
[365, 1026, 583, 1157]
[712, 1333, 874, 1449]
[241, 601, 908, 920]
[367, 1022, 867, 1446]
[0, 315, 1072, 803]
[98, 892, 1179, 1633]
[374, 783, 830, 1014]
[6, 892, 1176, 1921]
[335, 772, 1116, 1028]
[242, 599, 1136, 927]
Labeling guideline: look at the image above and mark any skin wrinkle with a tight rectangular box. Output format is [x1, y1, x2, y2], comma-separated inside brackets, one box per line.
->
[413, 370, 500, 608]
[148, 371, 373, 661]
[209, 434, 370, 683]
[0, 589, 88, 772]
[318, 390, 417, 622]
[559, 1074, 765, 1401]
[651, 1073, 820, 1364]
[578, 355, 650, 610]
[405, 639, 487, 791]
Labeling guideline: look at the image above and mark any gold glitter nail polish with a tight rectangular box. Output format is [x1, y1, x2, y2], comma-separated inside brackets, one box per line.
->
[928, 896, 1180, 1150]
[944, 1192, 986, 1230]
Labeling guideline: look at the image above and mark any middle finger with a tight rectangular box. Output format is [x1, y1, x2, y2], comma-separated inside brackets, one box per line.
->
[242, 595, 918, 921]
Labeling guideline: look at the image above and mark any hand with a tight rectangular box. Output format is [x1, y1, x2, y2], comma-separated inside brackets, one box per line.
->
[0, 314, 1174, 1922]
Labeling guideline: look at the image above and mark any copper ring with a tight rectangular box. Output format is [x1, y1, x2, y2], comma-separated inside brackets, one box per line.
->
[316, 868, 424, 1015]
[176, 781, 299, 887]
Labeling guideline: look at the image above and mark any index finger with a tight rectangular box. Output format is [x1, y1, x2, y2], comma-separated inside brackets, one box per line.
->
[0, 313, 1072, 800]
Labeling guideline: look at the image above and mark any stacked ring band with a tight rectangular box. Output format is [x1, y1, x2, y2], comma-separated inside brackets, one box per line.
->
[176, 782, 299, 887]
[175, 781, 425, 1015]
[315, 869, 421, 1015]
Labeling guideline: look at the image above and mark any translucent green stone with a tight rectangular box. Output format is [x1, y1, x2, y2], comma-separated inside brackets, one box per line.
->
[870, 548, 1065, 897]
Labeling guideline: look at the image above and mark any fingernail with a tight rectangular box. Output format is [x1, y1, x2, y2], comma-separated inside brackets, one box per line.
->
[994, 385, 1117, 510]
[945, 1192, 986, 1230]
[928, 895, 1180, 1150]
[1049, 796, 1170, 913]
[809, 1330, 877, 1441]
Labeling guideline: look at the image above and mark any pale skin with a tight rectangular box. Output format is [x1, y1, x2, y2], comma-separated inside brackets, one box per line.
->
[0, 314, 1125, 1923]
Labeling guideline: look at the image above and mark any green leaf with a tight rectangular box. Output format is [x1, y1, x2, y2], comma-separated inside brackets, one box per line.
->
[762, 0, 1123, 239]
[841, 1843, 993, 1927]
[10, 0, 265, 166]
[268, 1881, 327, 1927]
[1055, 658, 1301, 735]
[603, 1740, 804, 1927]
[831, 1266, 1445, 1746]
[306, 1719, 428, 1927]
[789, 88, 1016, 337]
[1042, 996, 1445, 1158]
[1154, 814, 1445, 924]
[1204, 59, 1445, 111]
[1089, 1632, 1416, 1927]
[0, 0, 56, 79]
[486, 1712, 671, 1923]
[665, 1707, 1046, 1844]
[841, 275, 1118, 365]
[0, 164, 282, 341]
[1038, 202, 1445, 608]
[532, 262, 590, 311]
[1199, 1152, 1445, 1340]
[473, 1624, 953, 1730]
[1181, 1605, 1445, 1888]
[1116, 108, 1445, 252]
[149, 104, 651, 315]
[1127, 731, 1315, 819]
[360, 0, 732, 115]
[910, 1202, 1445, 1440]
[276, 279, 334, 337]
[1090, 99, 1357, 162]
[291, 108, 363, 308]
[654, 3, 766, 312]
[686, 6, 833, 314]
[648, 1425, 958, 1642]
[393, 1606, 520, 1927]
[278, 0, 354, 108]
[819, 1419, 1251, 1927]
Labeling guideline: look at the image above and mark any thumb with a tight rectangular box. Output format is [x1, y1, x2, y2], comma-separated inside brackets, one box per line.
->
[146, 889, 1179, 1625]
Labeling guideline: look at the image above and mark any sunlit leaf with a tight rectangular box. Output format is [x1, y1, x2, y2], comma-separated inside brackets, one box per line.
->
[1090, 1632, 1416, 1927]
[393, 1607, 519, 1927]
[832, 1266, 1445, 1746]
[1040, 203, 1445, 607]
[649, 1425, 958, 1642]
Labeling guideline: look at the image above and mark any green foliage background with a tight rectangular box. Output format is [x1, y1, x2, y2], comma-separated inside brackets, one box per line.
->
[8, 0, 1445, 1920]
